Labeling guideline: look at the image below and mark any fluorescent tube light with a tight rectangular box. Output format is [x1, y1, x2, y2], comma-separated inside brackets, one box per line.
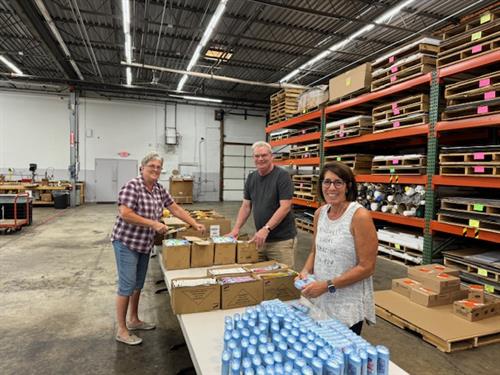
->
[279, 0, 414, 83]
[176, 0, 228, 92]
[0, 55, 23, 75]
[122, 0, 132, 85]
[126, 67, 132, 86]
[171, 94, 222, 103]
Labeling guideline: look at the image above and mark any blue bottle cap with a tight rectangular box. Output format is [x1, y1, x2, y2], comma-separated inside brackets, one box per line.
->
[294, 357, 307, 369]
[266, 342, 275, 353]
[301, 365, 314, 375]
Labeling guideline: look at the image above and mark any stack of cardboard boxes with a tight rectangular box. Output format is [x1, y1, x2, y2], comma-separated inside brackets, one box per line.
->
[453, 285, 500, 322]
[170, 261, 300, 315]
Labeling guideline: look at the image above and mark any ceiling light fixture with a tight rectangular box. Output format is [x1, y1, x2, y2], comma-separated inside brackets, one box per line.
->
[176, 0, 228, 92]
[122, 0, 132, 86]
[279, 0, 416, 83]
[171, 94, 222, 103]
[0, 55, 23, 76]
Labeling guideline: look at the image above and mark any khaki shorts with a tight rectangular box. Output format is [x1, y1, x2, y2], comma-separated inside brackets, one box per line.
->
[259, 237, 297, 268]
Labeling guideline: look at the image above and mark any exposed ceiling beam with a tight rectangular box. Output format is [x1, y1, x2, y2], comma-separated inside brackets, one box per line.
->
[8, 0, 79, 80]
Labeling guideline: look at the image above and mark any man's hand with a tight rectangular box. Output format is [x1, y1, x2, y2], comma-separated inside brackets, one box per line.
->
[301, 280, 328, 298]
[250, 227, 269, 248]
[225, 228, 239, 239]
[152, 221, 168, 234]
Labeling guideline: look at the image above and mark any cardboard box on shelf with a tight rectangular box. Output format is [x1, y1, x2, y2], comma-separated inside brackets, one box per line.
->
[186, 236, 214, 268]
[329, 63, 371, 101]
[219, 275, 263, 309]
[213, 242, 237, 265]
[258, 270, 300, 301]
[170, 277, 220, 314]
[162, 239, 191, 270]
[453, 296, 500, 322]
[468, 285, 485, 303]
[237, 241, 259, 264]
[391, 278, 422, 298]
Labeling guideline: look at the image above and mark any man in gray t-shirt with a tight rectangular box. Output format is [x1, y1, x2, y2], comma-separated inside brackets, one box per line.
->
[228, 141, 297, 267]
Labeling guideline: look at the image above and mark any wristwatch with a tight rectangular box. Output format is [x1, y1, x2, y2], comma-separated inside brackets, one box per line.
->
[263, 224, 272, 232]
[326, 280, 336, 294]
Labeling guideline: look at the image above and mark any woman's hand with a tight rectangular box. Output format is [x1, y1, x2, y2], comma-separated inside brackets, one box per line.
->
[152, 221, 168, 234]
[301, 280, 328, 298]
[193, 222, 206, 234]
[294, 270, 309, 282]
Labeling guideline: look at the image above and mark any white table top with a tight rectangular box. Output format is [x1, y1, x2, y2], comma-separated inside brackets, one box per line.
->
[157, 253, 408, 375]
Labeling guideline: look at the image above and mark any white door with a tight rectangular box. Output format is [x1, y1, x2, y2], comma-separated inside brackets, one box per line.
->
[223, 144, 254, 201]
[95, 159, 138, 202]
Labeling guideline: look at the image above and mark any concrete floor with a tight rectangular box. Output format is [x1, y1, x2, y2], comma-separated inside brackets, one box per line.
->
[0, 202, 498, 375]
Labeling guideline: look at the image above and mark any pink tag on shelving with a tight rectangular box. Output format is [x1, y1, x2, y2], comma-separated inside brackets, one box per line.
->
[474, 166, 485, 173]
[393, 121, 400, 128]
[473, 152, 485, 160]
[479, 78, 491, 87]
[392, 103, 400, 115]
[484, 91, 496, 100]
[302, 129, 306, 134]
[477, 105, 489, 114]
[471, 45, 483, 53]
[390, 76, 397, 82]
[391, 66, 398, 73]
[299, 183, 303, 188]
[389, 56, 395, 63]
[339, 132, 345, 138]
[392, 159, 399, 165]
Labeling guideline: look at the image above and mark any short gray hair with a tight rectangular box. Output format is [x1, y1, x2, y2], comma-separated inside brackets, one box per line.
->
[252, 141, 272, 154]
[141, 152, 163, 167]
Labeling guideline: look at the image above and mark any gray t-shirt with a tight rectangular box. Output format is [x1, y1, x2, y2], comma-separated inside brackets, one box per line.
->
[244, 166, 296, 242]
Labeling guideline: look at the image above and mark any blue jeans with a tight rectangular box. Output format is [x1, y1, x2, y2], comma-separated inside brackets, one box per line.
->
[113, 240, 150, 296]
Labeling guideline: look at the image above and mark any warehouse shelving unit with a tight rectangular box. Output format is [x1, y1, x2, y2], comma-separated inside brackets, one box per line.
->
[266, 50, 500, 264]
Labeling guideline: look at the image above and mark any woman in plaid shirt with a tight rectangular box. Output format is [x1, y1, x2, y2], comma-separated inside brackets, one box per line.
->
[111, 152, 205, 345]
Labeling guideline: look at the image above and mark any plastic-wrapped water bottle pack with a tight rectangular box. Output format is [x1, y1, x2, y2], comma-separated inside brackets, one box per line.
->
[221, 299, 390, 375]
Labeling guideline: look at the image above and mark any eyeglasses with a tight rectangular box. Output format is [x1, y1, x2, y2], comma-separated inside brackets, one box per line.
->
[321, 179, 345, 188]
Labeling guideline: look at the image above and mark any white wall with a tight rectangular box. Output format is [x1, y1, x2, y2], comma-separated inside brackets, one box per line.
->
[0, 91, 266, 202]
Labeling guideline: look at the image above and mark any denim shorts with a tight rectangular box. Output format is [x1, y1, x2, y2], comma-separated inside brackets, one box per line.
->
[113, 240, 150, 296]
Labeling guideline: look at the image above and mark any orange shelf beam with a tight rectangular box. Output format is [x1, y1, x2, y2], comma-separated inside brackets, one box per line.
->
[292, 197, 320, 209]
[370, 211, 425, 228]
[325, 73, 432, 115]
[438, 50, 500, 78]
[266, 110, 322, 133]
[324, 124, 428, 148]
[270, 132, 320, 147]
[433, 175, 500, 189]
[436, 114, 500, 133]
[356, 175, 427, 185]
[275, 157, 320, 166]
[431, 221, 500, 243]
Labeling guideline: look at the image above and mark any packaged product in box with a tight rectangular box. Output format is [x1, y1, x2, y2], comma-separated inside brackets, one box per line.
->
[329, 63, 371, 101]
[391, 278, 422, 298]
[170, 277, 220, 314]
[162, 239, 191, 270]
[219, 275, 263, 309]
[212, 236, 237, 265]
[468, 284, 485, 303]
[297, 85, 329, 112]
[237, 241, 259, 263]
[207, 265, 250, 278]
[259, 270, 300, 301]
[244, 260, 288, 274]
[453, 296, 500, 322]
[185, 236, 214, 268]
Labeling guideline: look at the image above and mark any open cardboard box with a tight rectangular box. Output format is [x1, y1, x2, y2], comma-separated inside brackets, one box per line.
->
[257, 270, 301, 301]
[170, 276, 220, 314]
[218, 274, 263, 310]
[162, 239, 191, 270]
[185, 236, 214, 268]
[236, 241, 259, 264]
[207, 264, 251, 278]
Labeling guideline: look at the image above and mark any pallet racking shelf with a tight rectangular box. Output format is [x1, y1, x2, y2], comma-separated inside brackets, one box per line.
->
[266, 110, 322, 133]
[431, 221, 500, 243]
[435, 114, 500, 133]
[292, 197, 320, 209]
[356, 175, 427, 185]
[371, 212, 425, 228]
[274, 157, 321, 166]
[432, 176, 500, 189]
[269, 132, 320, 147]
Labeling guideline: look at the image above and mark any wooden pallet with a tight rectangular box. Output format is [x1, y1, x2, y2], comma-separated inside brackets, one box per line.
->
[371, 55, 436, 91]
[437, 212, 500, 233]
[292, 174, 319, 183]
[269, 88, 304, 122]
[439, 164, 500, 177]
[290, 144, 319, 159]
[324, 154, 373, 174]
[441, 197, 500, 217]
[325, 127, 372, 141]
[438, 9, 500, 41]
[439, 150, 500, 164]
[372, 154, 426, 168]
[437, 35, 500, 68]
[294, 183, 317, 193]
[295, 218, 314, 234]
[444, 257, 500, 284]
[273, 153, 290, 161]
[444, 71, 500, 102]
[375, 291, 500, 353]
[443, 97, 500, 120]
[173, 196, 193, 204]
[372, 94, 429, 123]
[373, 113, 428, 133]
[372, 40, 439, 71]
[293, 191, 317, 202]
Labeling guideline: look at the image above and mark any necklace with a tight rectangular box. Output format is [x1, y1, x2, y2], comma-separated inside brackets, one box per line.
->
[328, 202, 349, 220]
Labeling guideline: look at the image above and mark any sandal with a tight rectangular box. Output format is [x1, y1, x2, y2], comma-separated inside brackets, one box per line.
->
[115, 333, 142, 345]
[127, 321, 156, 331]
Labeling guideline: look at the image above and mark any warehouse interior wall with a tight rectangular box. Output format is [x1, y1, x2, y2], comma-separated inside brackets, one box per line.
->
[0, 91, 265, 202]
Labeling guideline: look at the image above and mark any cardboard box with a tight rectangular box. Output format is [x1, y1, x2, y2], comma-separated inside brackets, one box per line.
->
[329, 63, 371, 101]
[169, 178, 193, 197]
[214, 242, 236, 265]
[186, 237, 214, 268]
[453, 296, 500, 321]
[220, 276, 263, 309]
[170, 277, 220, 314]
[259, 271, 301, 301]
[391, 278, 422, 298]
[237, 241, 259, 264]
[407, 264, 459, 282]
[40, 193, 53, 202]
[162, 239, 191, 270]
[422, 273, 460, 294]
[180, 218, 232, 238]
[410, 287, 453, 307]
[468, 285, 485, 303]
